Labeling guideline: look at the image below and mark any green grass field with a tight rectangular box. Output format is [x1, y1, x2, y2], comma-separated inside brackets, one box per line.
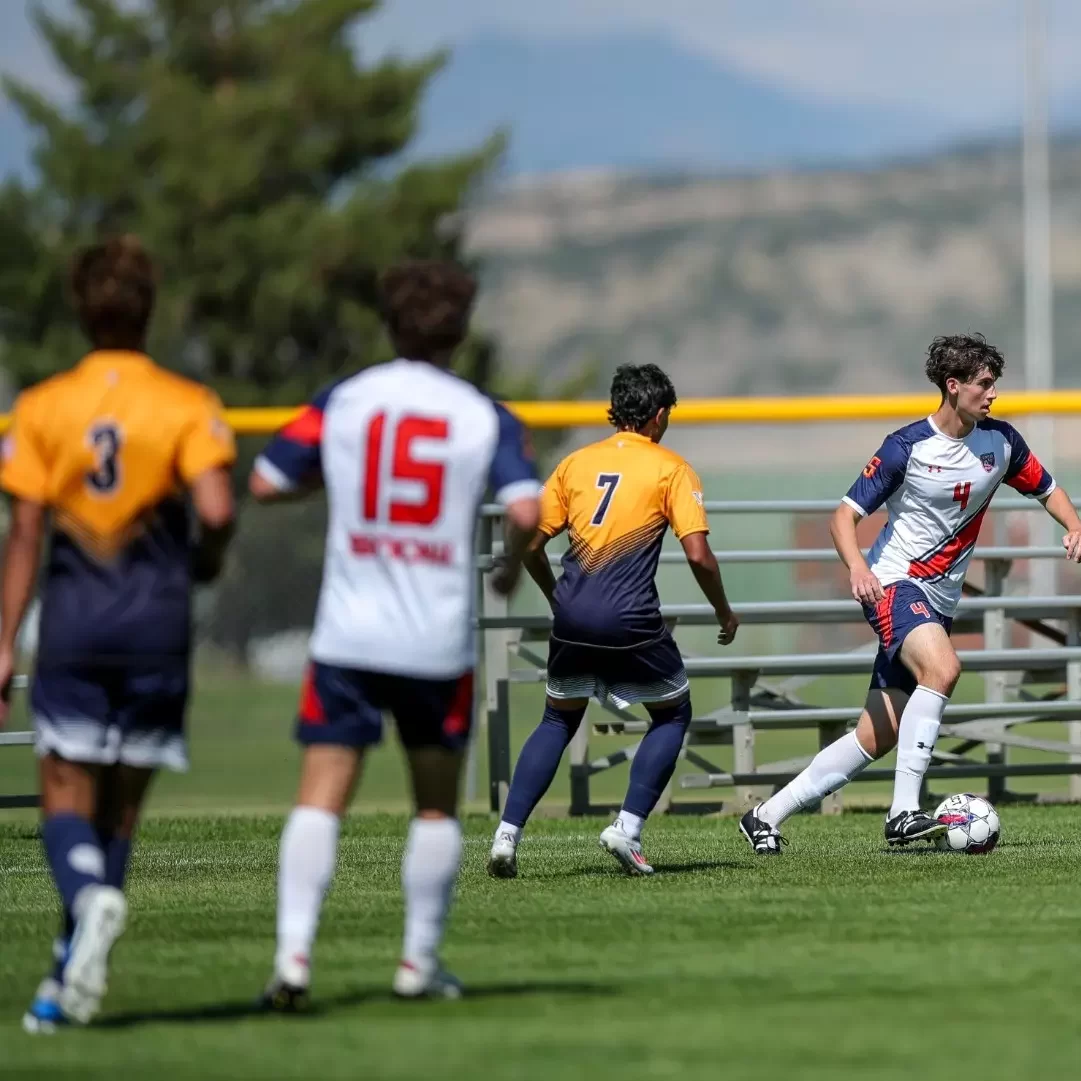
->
[4, 809, 1081, 1081]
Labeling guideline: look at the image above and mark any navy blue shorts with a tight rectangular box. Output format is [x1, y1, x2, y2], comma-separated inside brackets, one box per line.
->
[863, 581, 953, 695]
[31, 658, 190, 771]
[545, 632, 689, 706]
[296, 661, 473, 752]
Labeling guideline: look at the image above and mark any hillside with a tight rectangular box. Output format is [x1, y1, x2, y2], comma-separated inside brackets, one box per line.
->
[465, 139, 1081, 404]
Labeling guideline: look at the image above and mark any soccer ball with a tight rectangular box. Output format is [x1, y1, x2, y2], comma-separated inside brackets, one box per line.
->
[933, 793, 1001, 854]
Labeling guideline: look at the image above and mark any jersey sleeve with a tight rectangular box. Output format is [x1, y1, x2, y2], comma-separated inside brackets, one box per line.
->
[0, 393, 49, 503]
[1002, 423, 1056, 498]
[177, 390, 237, 483]
[664, 462, 710, 539]
[842, 434, 911, 517]
[538, 458, 570, 537]
[488, 403, 542, 506]
[253, 386, 333, 492]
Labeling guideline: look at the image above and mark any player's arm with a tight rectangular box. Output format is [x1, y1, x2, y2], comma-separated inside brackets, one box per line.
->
[178, 390, 238, 583]
[487, 404, 543, 598]
[0, 395, 49, 725]
[665, 463, 738, 644]
[518, 457, 569, 609]
[249, 394, 328, 504]
[834, 435, 909, 605]
[1000, 423, 1081, 562]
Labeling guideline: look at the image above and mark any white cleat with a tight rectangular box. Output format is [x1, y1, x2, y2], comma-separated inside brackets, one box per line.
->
[486, 832, 519, 879]
[392, 958, 463, 1000]
[599, 825, 653, 876]
[22, 978, 66, 1035]
[59, 885, 128, 1024]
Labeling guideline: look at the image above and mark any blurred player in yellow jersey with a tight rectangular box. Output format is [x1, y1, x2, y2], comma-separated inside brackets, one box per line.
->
[488, 364, 739, 877]
[0, 237, 237, 1031]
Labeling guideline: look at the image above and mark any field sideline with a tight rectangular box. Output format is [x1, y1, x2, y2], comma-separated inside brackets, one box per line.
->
[3, 809, 1081, 1080]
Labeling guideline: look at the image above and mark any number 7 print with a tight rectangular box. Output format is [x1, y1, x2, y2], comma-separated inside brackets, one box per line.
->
[592, 473, 621, 526]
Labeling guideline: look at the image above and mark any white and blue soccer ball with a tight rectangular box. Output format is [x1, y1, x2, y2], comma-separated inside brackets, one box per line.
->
[934, 793, 1001, 854]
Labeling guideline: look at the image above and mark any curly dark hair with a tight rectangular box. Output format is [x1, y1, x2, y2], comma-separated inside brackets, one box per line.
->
[607, 363, 678, 431]
[378, 260, 477, 361]
[925, 333, 1005, 394]
[70, 235, 157, 350]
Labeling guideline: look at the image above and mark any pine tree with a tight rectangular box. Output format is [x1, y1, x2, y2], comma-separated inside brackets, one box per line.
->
[0, 0, 500, 402]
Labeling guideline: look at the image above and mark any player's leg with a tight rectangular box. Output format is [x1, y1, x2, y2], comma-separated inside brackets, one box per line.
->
[488, 637, 593, 878]
[392, 672, 472, 999]
[488, 695, 588, 879]
[743, 689, 906, 853]
[599, 693, 692, 876]
[886, 619, 960, 842]
[264, 663, 373, 1010]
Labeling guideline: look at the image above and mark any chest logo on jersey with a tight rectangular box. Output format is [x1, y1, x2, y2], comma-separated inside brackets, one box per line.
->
[980, 452, 996, 473]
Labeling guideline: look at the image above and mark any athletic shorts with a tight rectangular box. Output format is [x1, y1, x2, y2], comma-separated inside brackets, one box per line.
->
[862, 581, 953, 696]
[545, 632, 689, 707]
[31, 658, 190, 772]
[295, 661, 473, 752]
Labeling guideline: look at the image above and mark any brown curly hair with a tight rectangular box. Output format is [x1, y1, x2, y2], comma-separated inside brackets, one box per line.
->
[70, 235, 157, 351]
[925, 333, 1005, 394]
[377, 260, 477, 361]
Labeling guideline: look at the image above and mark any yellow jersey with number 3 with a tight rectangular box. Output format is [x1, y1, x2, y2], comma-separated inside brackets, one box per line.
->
[0, 351, 236, 664]
[538, 430, 708, 646]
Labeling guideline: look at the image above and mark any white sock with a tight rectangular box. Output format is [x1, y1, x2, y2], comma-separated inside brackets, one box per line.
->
[890, 685, 949, 818]
[613, 811, 645, 841]
[759, 730, 873, 828]
[275, 806, 340, 978]
[494, 820, 521, 845]
[402, 817, 463, 967]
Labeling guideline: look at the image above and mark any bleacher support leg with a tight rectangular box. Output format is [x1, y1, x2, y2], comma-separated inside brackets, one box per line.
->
[982, 559, 1009, 804]
[731, 670, 757, 812]
[1068, 611, 1081, 802]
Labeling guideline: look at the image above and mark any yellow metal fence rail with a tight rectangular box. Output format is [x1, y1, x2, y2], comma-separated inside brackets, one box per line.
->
[4, 391, 1081, 435]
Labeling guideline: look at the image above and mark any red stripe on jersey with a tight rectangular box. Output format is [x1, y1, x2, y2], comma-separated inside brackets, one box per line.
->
[1007, 453, 1047, 495]
[908, 504, 989, 580]
[281, 406, 324, 447]
[442, 671, 474, 739]
[298, 665, 326, 725]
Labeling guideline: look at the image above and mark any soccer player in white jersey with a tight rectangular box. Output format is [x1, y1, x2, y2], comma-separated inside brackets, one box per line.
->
[248, 261, 541, 1004]
[740, 334, 1081, 853]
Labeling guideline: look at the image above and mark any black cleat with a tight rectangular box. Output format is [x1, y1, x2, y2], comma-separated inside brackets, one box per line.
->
[260, 977, 311, 1014]
[739, 805, 787, 855]
[885, 809, 947, 847]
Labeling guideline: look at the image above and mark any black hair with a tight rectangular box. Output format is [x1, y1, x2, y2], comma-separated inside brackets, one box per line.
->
[925, 334, 1005, 394]
[607, 363, 678, 431]
[377, 260, 477, 360]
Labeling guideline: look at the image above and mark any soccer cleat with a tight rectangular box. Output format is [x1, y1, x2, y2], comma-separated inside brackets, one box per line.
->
[22, 978, 67, 1035]
[261, 954, 311, 1013]
[598, 824, 653, 875]
[885, 809, 948, 847]
[739, 805, 787, 855]
[392, 959, 463, 1000]
[486, 832, 518, 879]
[59, 885, 127, 1024]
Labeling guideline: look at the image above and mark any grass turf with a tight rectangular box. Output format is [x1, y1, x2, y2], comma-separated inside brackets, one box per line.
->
[3, 808, 1081, 1080]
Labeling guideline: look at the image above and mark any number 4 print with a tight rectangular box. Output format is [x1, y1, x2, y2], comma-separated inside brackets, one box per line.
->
[953, 481, 971, 512]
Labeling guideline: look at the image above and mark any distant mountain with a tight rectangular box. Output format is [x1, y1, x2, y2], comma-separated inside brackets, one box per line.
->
[412, 31, 954, 175]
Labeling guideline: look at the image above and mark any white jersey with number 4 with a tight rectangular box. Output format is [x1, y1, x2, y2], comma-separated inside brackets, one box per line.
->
[842, 416, 1054, 616]
[255, 359, 540, 678]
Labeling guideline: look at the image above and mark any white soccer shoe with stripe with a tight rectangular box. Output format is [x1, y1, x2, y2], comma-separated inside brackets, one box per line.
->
[486, 832, 519, 879]
[60, 885, 128, 1024]
[393, 958, 463, 1000]
[599, 824, 653, 875]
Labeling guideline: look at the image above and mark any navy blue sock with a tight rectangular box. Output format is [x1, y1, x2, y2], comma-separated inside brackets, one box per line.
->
[621, 698, 692, 818]
[41, 813, 105, 917]
[502, 703, 587, 828]
[98, 830, 133, 890]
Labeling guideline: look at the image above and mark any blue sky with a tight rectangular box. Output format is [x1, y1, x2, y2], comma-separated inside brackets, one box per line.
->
[3, 0, 1081, 177]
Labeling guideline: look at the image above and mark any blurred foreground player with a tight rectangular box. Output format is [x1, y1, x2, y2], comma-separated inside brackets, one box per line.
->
[740, 334, 1081, 854]
[487, 364, 739, 878]
[4, 237, 237, 1031]
[251, 261, 540, 1006]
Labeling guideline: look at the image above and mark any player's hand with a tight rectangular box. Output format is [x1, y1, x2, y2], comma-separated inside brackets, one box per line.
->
[0, 647, 15, 729]
[489, 556, 522, 597]
[716, 608, 739, 647]
[850, 568, 884, 606]
[1063, 531, 1081, 563]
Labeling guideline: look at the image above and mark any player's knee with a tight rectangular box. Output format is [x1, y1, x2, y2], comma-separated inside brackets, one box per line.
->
[921, 656, 961, 695]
